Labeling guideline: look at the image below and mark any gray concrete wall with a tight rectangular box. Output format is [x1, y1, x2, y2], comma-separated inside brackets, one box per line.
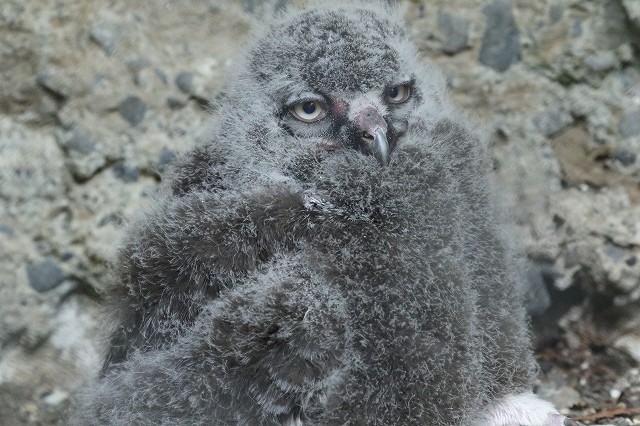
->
[1, 1, 639, 423]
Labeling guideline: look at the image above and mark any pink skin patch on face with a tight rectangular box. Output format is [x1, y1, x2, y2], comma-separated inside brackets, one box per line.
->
[329, 96, 349, 117]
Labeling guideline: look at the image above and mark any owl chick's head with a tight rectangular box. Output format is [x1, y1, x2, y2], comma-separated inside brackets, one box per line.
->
[214, 1, 447, 187]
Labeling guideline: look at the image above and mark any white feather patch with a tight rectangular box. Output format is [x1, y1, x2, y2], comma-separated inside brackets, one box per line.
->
[475, 392, 561, 426]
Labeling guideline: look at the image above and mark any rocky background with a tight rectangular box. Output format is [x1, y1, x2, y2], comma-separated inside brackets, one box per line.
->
[0, 0, 639, 424]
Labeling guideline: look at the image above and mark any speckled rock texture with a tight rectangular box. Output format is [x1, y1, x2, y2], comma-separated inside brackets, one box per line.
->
[0, 0, 638, 424]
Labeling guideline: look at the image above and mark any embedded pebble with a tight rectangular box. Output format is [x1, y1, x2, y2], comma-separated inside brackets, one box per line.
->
[89, 22, 117, 54]
[112, 162, 140, 183]
[42, 389, 69, 406]
[118, 95, 147, 127]
[175, 71, 194, 94]
[613, 149, 637, 166]
[619, 110, 640, 138]
[533, 109, 574, 137]
[585, 51, 618, 72]
[26, 258, 64, 293]
[64, 131, 96, 155]
[158, 147, 177, 170]
[478, 0, 520, 72]
[437, 10, 470, 55]
[0, 224, 14, 237]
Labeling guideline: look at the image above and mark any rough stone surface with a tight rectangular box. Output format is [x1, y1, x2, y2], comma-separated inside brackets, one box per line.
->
[537, 382, 582, 410]
[622, 0, 640, 30]
[616, 335, 640, 364]
[1, 0, 640, 424]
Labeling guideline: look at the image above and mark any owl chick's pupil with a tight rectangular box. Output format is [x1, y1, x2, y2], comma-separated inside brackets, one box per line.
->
[302, 102, 316, 114]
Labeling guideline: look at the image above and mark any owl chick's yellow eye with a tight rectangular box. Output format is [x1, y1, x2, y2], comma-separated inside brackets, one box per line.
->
[291, 100, 326, 123]
[387, 84, 411, 104]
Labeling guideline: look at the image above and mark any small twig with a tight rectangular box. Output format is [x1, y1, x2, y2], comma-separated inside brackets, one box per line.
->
[575, 405, 640, 422]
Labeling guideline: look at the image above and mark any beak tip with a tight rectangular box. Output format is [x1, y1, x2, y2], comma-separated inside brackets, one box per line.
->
[373, 128, 390, 166]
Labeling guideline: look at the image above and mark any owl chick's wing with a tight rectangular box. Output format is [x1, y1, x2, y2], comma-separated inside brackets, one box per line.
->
[101, 185, 316, 374]
[73, 255, 350, 425]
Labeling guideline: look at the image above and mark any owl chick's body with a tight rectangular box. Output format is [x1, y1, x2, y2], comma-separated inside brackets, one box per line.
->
[73, 2, 578, 425]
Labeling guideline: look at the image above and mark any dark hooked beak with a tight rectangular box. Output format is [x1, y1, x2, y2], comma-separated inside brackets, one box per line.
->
[355, 106, 390, 166]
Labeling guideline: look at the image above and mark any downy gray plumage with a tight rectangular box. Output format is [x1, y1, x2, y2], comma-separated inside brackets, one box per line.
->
[72, 2, 580, 425]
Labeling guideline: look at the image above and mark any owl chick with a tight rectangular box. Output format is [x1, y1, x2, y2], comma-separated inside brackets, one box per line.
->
[72, 2, 580, 425]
